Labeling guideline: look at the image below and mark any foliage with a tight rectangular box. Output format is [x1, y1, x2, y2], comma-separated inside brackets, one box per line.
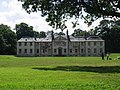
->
[72, 29, 90, 37]
[0, 23, 47, 55]
[39, 31, 46, 38]
[0, 54, 120, 89]
[0, 35, 6, 54]
[90, 19, 120, 53]
[15, 23, 46, 39]
[56, 32, 65, 35]
[0, 24, 17, 55]
[15, 23, 35, 39]
[33, 30, 40, 37]
[18, 0, 120, 30]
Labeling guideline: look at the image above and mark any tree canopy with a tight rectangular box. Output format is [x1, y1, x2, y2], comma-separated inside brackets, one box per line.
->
[15, 23, 35, 39]
[15, 22, 46, 39]
[72, 29, 90, 37]
[90, 19, 120, 53]
[18, 0, 120, 29]
[0, 24, 17, 54]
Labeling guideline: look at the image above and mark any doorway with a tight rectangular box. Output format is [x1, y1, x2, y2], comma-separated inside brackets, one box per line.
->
[58, 47, 62, 56]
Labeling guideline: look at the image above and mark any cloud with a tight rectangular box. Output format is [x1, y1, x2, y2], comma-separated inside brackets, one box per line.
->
[0, 0, 53, 32]
[2, 1, 8, 7]
[0, 0, 100, 35]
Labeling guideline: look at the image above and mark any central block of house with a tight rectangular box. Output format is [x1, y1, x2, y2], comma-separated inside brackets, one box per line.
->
[17, 33, 105, 56]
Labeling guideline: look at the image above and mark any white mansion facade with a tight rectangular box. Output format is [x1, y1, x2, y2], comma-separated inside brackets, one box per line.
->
[17, 32, 105, 56]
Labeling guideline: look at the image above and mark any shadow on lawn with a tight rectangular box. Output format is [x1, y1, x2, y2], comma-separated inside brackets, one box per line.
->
[33, 66, 120, 73]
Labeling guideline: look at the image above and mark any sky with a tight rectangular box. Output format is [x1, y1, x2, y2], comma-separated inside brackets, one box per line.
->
[0, 0, 100, 34]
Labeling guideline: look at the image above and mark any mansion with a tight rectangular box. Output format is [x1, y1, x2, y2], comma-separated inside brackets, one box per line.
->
[17, 32, 105, 56]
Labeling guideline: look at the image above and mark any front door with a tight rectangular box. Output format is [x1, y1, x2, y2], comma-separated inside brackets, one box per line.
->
[58, 47, 62, 56]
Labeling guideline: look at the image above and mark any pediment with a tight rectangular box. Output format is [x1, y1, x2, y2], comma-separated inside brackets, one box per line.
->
[54, 35, 67, 40]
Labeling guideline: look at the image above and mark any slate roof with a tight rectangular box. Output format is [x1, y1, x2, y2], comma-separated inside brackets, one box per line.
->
[17, 35, 104, 42]
[87, 36, 102, 40]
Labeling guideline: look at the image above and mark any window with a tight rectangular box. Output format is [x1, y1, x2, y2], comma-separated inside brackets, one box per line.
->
[30, 42, 32, 46]
[73, 43, 78, 47]
[100, 42, 103, 46]
[30, 49, 32, 53]
[70, 49, 72, 53]
[19, 42, 21, 46]
[19, 49, 21, 53]
[88, 48, 91, 53]
[54, 49, 56, 53]
[81, 42, 84, 46]
[75, 49, 77, 53]
[36, 43, 39, 46]
[81, 49, 83, 53]
[25, 42, 27, 46]
[94, 48, 96, 53]
[24, 49, 27, 53]
[94, 42, 96, 46]
[43, 49, 45, 53]
[88, 42, 90, 46]
[64, 49, 66, 53]
[48, 49, 51, 53]
[37, 49, 39, 53]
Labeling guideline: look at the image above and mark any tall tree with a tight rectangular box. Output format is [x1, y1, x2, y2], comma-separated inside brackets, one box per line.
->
[0, 24, 17, 55]
[18, 0, 120, 29]
[15, 23, 34, 39]
[0, 35, 6, 54]
[92, 19, 120, 53]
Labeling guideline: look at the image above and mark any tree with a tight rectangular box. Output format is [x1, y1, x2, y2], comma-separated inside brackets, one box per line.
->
[0, 35, 6, 54]
[0, 24, 17, 55]
[72, 29, 90, 37]
[39, 31, 46, 38]
[56, 32, 65, 35]
[15, 23, 34, 39]
[18, 0, 120, 30]
[92, 19, 120, 53]
[33, 31, 40, 37]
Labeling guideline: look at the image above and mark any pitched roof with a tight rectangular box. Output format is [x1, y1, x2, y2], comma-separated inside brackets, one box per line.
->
[87, 36, 103, 40]
[17, 35, 104, 42]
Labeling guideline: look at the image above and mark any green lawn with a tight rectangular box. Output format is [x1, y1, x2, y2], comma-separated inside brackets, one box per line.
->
[0, 53, 120, 90]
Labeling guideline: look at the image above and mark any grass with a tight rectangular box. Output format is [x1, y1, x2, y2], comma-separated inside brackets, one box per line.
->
[0, 53, 120, 90]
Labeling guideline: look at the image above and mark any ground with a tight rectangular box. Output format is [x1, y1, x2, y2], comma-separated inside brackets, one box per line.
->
[0, 53, 120, 90]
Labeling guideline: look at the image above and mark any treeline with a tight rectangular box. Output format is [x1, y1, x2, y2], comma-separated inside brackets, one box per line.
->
[0, 19, 120, 55]
[0, 23, 46, 55]
[72, 19, 120, 53]
[0, 24, 16, 55]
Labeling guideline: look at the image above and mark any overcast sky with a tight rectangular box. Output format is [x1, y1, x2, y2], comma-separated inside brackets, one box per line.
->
[0, 0, 100, 34]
